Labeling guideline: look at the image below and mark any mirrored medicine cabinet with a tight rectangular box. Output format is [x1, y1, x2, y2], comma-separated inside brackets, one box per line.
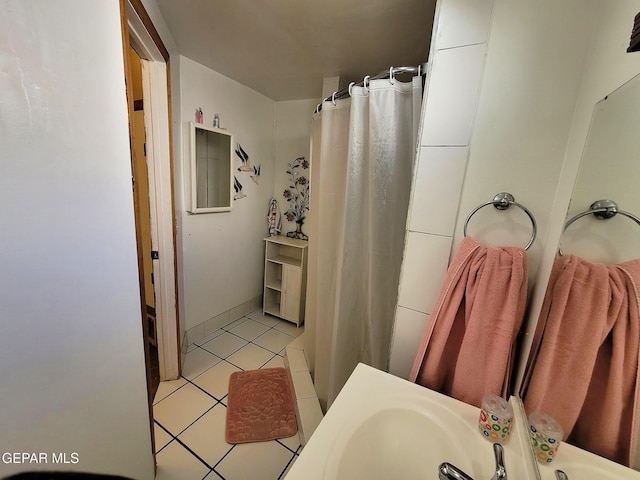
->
[186, 122, 234, 213]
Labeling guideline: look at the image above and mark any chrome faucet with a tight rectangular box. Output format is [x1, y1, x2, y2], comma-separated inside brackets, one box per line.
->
[438, 443, 507, 480]
[491, 443, 507, 480]
[438, 462, 474, 480]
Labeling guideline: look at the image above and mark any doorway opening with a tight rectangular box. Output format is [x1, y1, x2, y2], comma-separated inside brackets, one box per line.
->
[129, 45, 160, 400]
[119, 0, 181, 459]
[121, 0, 180, 381]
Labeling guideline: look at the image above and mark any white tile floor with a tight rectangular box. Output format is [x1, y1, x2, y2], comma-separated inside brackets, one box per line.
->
[153, 310, 304, 480]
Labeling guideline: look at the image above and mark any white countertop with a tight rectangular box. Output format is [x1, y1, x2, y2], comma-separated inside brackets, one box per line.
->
[285, 363, 535, 480]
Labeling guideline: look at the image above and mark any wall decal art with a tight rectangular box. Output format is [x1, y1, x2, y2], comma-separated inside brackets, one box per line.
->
[283, 156, 309, 240]
[235, 144, 252, 172]
[250, 164, 261, 185]
[233, 176, 246, 200]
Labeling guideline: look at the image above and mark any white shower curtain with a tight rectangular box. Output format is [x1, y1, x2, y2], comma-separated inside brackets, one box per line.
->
[305, 76, 422, 410]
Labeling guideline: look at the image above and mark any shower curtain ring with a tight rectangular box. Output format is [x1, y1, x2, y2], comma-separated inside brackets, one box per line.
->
[331, 92, 337, 105]
[348, 81, 355, 97]
[364, 75, 370, 91]
[389, 67, 395, 84]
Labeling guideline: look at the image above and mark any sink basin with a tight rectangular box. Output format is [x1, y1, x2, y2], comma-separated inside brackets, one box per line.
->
[326, 403, 490, 479]
[285, 363, 533, 480]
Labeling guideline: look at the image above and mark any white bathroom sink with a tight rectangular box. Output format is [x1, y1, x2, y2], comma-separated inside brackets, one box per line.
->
[285, 363, 534, 480]
[325, 402, 488, 479]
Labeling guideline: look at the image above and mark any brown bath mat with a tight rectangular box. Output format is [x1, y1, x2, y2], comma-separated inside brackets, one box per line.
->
[225, 367, 297, 444]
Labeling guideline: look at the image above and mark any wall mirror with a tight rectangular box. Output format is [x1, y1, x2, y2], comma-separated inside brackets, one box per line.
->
[520, 73, 640, 473]
[186, 122, 233, 213]
[561, 73, 640, 263]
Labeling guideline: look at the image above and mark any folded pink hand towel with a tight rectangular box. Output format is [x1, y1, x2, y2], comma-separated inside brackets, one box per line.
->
[410, 236, 528, 408]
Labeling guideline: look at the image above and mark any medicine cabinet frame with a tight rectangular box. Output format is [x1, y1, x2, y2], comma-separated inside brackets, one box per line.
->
[186, 122, 234, 213]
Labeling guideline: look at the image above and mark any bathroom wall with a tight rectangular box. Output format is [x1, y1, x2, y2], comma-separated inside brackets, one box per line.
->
[274, 99, 319, 237]
[451, 0, 599, 265]
[390, 0, 601, 378]
[179, 56, 277, 333]
[0, 1, 154, 478]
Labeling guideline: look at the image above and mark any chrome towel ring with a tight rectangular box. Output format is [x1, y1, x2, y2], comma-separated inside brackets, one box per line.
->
[564, 199, 640, 230]
[559, 199, 640, 255]
[463, 192, 538, 250]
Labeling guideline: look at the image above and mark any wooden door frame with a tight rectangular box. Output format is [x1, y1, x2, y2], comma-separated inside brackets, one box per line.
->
[120, 0, 181, 381]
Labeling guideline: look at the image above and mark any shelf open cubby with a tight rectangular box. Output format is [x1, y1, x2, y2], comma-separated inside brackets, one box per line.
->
[266, 240, 304, 267]
[265, 261, 283, 290]
[263, 288, 281, 317]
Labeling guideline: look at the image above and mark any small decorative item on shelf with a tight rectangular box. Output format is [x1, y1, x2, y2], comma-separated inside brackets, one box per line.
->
[283, 156, 310, 240]
[266, 198, 282, 236]
[195, 107, 203, 124]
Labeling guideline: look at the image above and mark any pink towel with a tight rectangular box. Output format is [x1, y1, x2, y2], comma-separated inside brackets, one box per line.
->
[409, 236, 528, 408]
[522, 254, 640, 466]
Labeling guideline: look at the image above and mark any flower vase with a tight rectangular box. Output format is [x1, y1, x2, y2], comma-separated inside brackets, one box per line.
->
[287, 220, 308, 241]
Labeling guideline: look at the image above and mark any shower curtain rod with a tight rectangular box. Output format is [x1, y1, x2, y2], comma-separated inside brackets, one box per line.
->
[315, 62, 428, 113]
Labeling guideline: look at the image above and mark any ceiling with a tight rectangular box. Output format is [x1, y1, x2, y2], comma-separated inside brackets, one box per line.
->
[155, 0, 436, 101]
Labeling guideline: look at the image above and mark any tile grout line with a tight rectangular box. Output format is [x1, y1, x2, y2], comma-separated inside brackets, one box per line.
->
[187, 377, 228, 403]
[153, 420, 174, 455]
[199, 309, 290, 338]
[211, 443, 237, 472]
[154, 415, 215, 469]
[275, 438, 301, 456]
[205, 468, 226, 480]
[278, 451, 299, 480]
[170, 433, 215, 471]
[219, 322, 293, 358]
[153, 378, 191, 406]
[226, 314, 298, 339]
[180, 355, 224, 383]
[157, 402, 220, 442]
[198, 335, 249, 359]
[197, 313, 298, 353]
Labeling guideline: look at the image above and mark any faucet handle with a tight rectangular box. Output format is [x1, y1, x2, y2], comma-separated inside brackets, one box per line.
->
[438, 463, 474, 480]
[491, 443, 507, 480]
